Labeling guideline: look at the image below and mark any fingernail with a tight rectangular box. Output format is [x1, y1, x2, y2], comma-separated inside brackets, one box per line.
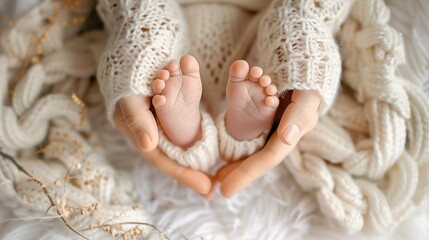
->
[282, 124, 300, 145]
[139, 133, 151, 150]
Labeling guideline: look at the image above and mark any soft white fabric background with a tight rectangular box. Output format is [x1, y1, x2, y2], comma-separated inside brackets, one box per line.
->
[0, 0, 41, 38]
[0, 0, 428, 239]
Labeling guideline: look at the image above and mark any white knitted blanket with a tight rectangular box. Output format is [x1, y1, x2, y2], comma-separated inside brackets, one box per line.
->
[1, 0, 429, 239]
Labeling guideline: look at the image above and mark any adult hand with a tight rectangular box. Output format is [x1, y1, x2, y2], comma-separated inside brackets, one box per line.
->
[216, 90, 321, 197]
[114, 96, 213, 197]
[114, 95, 159, 152]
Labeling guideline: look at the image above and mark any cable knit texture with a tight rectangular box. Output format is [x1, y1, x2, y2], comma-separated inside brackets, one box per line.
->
[281, 0, 429, 233]
[0, 1, 152, 238]
[258, 0, 351, 113]
[97, 0, 189, 124]
[216, 111, 267, 161]
[158, 111, 219, 172]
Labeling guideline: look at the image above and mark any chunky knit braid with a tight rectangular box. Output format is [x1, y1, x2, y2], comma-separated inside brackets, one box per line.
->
[0, 1, 152, 238]
[283, 0, 429, 233]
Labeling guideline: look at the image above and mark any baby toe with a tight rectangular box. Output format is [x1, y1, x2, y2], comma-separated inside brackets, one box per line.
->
[152, 79, 166, 94]
[265, 96, 279, 108]
[167, 60, 181, 77]
[152, 95, 167, 108]
[156, 69, 170, 81]
[228, 60, 250, 82]
[180, 55, 200, 78]
[265, 84, 277, 96]
[248, 66, 263, 82]
[259, 75, 271, 87]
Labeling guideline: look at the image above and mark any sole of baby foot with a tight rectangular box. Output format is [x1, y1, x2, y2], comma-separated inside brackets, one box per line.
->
[225, 60, 279, 141]
[152, 55, 203, 148]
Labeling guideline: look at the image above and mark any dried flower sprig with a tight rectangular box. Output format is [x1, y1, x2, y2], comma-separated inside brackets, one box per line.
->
[0, 150, 90, 240]
[0, 150, 180, 240]
[83, 221, 169, 240]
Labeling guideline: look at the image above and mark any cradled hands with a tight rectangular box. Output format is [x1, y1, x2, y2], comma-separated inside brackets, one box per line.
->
[113, 95, 213, 198]
[113, 89, 321, 199]
[216, 90, 321, 197]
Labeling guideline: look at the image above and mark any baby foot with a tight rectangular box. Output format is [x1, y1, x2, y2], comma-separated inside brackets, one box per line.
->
[152, 55, 202, 148]
[225, 60, 279, 141]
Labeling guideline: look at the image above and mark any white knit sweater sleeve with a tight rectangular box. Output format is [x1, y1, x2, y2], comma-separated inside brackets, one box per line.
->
[258, 0, 353, 114]
[216, 111, 267, 161]
[158, 111, 219, 172]
[96, 0, 188, 123]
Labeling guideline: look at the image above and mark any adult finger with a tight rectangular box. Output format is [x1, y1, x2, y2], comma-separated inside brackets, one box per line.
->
[215, 161, 242, 183]
[142, 147, 213, 195]
[201, 175, 217, 201]
[115, 112, 213, 195]
[114, 95, 159, 152]
[276, 90, 320, 145]
[219, 133, 289, 197]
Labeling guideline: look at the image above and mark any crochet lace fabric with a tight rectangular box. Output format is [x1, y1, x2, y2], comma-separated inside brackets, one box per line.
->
[97, 0, 189, 124]
[258, 0, 352, 113]
[183, 3, 255, 116]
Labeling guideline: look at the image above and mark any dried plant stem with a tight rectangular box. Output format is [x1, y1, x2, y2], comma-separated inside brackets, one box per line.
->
[0, 150, 90, 240]
[0, 150, 197, 240]
[83, 222, 170, 240]
[9, 8, 60, 95]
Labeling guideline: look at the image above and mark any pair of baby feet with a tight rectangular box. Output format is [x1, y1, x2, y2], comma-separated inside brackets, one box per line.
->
[152, 55, 279, 149]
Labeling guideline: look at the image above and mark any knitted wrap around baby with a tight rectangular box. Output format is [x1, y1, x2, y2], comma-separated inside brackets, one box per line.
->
[284, 0, 429, 233]
[0, 0, 152, 239]
[0, 0, 428, 239]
